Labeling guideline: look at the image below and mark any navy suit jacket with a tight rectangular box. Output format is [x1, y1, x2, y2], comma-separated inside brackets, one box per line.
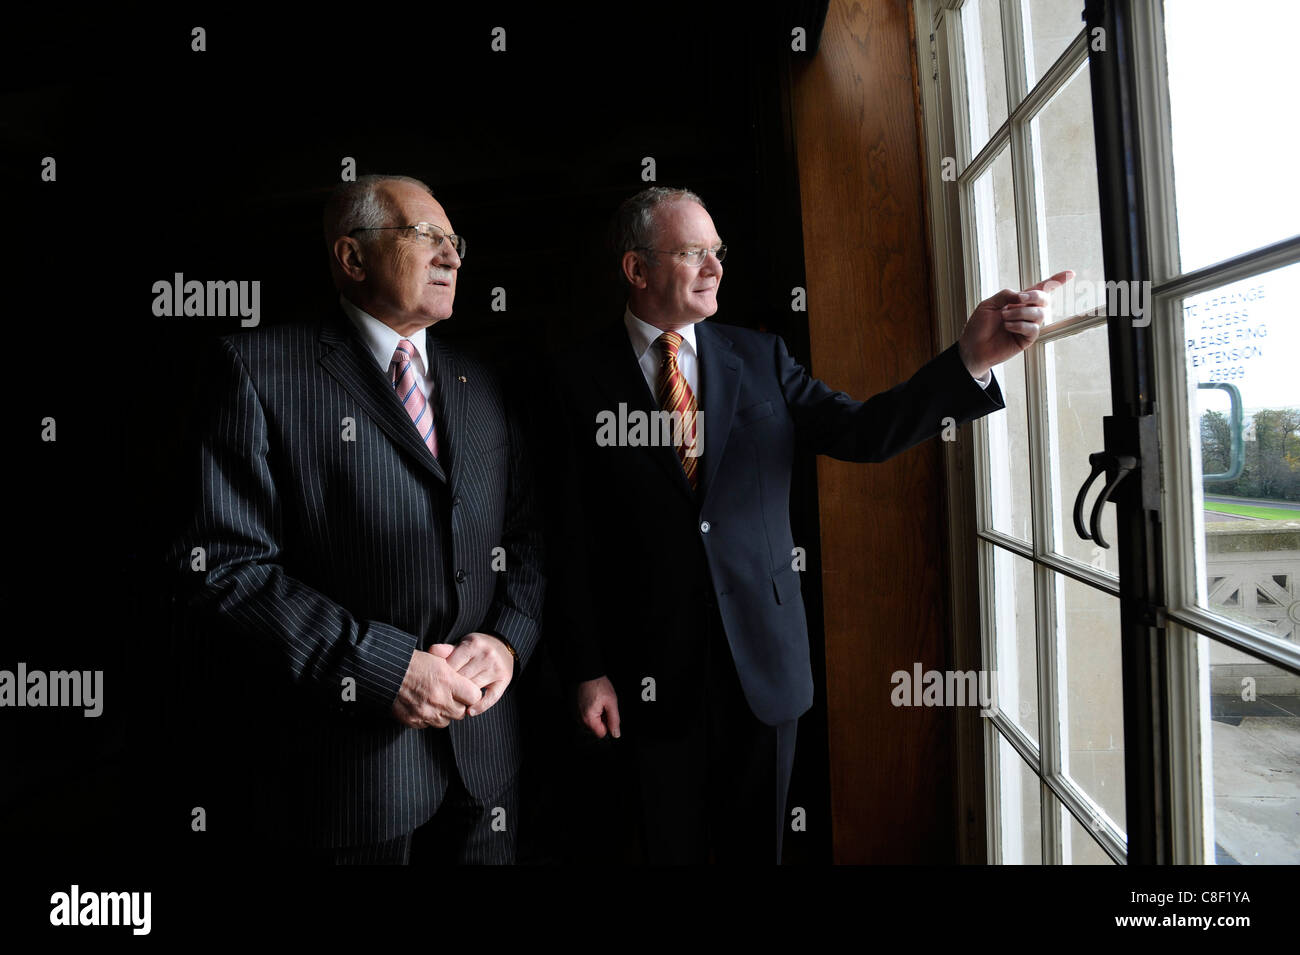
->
[171, 308, 544, 848]
[548, 319, 1002, 732]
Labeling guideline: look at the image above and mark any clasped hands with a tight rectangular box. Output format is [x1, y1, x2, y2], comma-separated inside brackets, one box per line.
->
[391, 631, 514, 730]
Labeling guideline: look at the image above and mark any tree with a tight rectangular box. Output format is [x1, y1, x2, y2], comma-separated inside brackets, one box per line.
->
[1200, 410, 1230, 480]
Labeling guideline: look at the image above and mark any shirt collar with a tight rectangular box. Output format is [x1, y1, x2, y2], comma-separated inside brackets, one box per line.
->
[623, 305, 698, 363]
[339, 294, 430, 374]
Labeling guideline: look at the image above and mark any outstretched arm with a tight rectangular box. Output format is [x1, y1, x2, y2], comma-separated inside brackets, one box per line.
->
[781, 270, 1071, 460]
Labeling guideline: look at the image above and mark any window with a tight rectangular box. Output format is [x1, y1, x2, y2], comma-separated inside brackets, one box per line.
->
[1139, 0, 1300, 864]
[919, 0, 1300, 864]
[953, 0, 1122, 865]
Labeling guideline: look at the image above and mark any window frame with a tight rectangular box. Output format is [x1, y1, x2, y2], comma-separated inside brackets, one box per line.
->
[920, 0, 1121, 866]
[920, 0, 1300, 866]
[1131, 0, 1300, 863]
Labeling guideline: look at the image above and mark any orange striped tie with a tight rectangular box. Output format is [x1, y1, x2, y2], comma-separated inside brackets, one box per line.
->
[654, 331, 700, 491]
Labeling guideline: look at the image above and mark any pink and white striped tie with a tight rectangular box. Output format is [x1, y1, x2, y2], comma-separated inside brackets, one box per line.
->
[390, 339, 438, 459]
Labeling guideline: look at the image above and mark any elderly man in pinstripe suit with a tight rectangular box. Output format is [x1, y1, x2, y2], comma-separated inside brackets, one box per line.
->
[173, 174, 543, 864]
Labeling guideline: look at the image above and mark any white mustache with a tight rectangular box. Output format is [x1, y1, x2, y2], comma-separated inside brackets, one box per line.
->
[428, 267, 455, 283]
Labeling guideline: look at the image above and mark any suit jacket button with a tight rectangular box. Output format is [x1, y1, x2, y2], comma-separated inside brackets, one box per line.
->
[700, 521, 711, 534]
[455, 569, 466, 583]
[452, 496, 461, 506]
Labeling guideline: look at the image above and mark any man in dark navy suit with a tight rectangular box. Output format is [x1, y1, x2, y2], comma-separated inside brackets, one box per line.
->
[172, 175, 543, 864]
[549, 186, 1069, 863]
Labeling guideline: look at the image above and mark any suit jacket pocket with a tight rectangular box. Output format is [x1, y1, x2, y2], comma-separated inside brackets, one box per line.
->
[771, 564, 801, 605]
[733, 400, 774, 428]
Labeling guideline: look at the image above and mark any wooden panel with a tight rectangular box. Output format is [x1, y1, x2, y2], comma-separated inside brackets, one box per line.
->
[792, 0, 957, 863]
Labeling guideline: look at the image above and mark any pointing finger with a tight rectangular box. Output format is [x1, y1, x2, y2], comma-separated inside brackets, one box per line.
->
[1026, 269, 1074, 293]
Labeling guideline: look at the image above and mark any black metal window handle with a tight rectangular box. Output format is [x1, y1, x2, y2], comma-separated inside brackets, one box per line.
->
[1073, 451, 1136, 549]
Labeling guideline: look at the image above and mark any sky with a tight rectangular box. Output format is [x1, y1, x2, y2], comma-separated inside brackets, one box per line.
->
[1166, 0, 1300, 413]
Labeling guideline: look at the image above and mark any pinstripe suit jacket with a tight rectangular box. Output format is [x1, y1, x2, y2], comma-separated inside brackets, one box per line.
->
[173, 307, 544, 848]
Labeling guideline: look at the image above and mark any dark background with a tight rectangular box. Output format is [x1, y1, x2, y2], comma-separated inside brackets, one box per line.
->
[2, 6, 836, 867]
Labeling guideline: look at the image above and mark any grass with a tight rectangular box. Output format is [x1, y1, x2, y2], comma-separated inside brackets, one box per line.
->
[1204, 501, 1300, 520]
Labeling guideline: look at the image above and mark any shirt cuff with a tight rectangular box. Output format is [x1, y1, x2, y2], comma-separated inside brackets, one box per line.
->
[973, 370, 993, 390]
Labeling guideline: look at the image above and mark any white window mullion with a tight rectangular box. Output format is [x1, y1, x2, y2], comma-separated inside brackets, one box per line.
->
[1037, 559, 1063, 863]
[999, 0, 1028, 116]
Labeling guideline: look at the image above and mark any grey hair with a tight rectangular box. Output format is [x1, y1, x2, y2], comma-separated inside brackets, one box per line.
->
[322, 173, 435, 249]
[610, 186, 707, 282]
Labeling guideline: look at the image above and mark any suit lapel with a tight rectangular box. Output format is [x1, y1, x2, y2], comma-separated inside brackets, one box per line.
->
[318, 309, 448, 484]
[695, 322, 742, 506]
[589, 321, 696, 505]
[429, 335, 467, 494]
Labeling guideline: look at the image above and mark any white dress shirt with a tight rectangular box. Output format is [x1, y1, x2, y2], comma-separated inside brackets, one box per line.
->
[339, 294, 435, 399]
[624, 306, 699, 398]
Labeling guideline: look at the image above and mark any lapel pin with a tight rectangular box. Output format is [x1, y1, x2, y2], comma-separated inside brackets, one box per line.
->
[458, 375, 467, 382]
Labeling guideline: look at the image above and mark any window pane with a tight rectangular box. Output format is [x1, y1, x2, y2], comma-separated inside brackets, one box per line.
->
[991, 543, 1038, 743]
[1044, 324, 1117, 577]
[997, 733, 1042, 863]
[1056, 571, 1126, 831]
[1165, 0, 1300, 273]
[962, 0, 1009, 160]
[971, 146, 1019, 300]
[987, 350, 1032, 543]
[1201, 635, 1300, 863]
[1021, 0, 1084, 88]
[1185, 262, 1300, 643]
[1029, 59, 1104, 324]
[1054, 792, 1118, 864]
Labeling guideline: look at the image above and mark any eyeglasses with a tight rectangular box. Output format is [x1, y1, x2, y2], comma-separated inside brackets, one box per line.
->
[349, 222, 467, 258]
[634, 244, 727, 267]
